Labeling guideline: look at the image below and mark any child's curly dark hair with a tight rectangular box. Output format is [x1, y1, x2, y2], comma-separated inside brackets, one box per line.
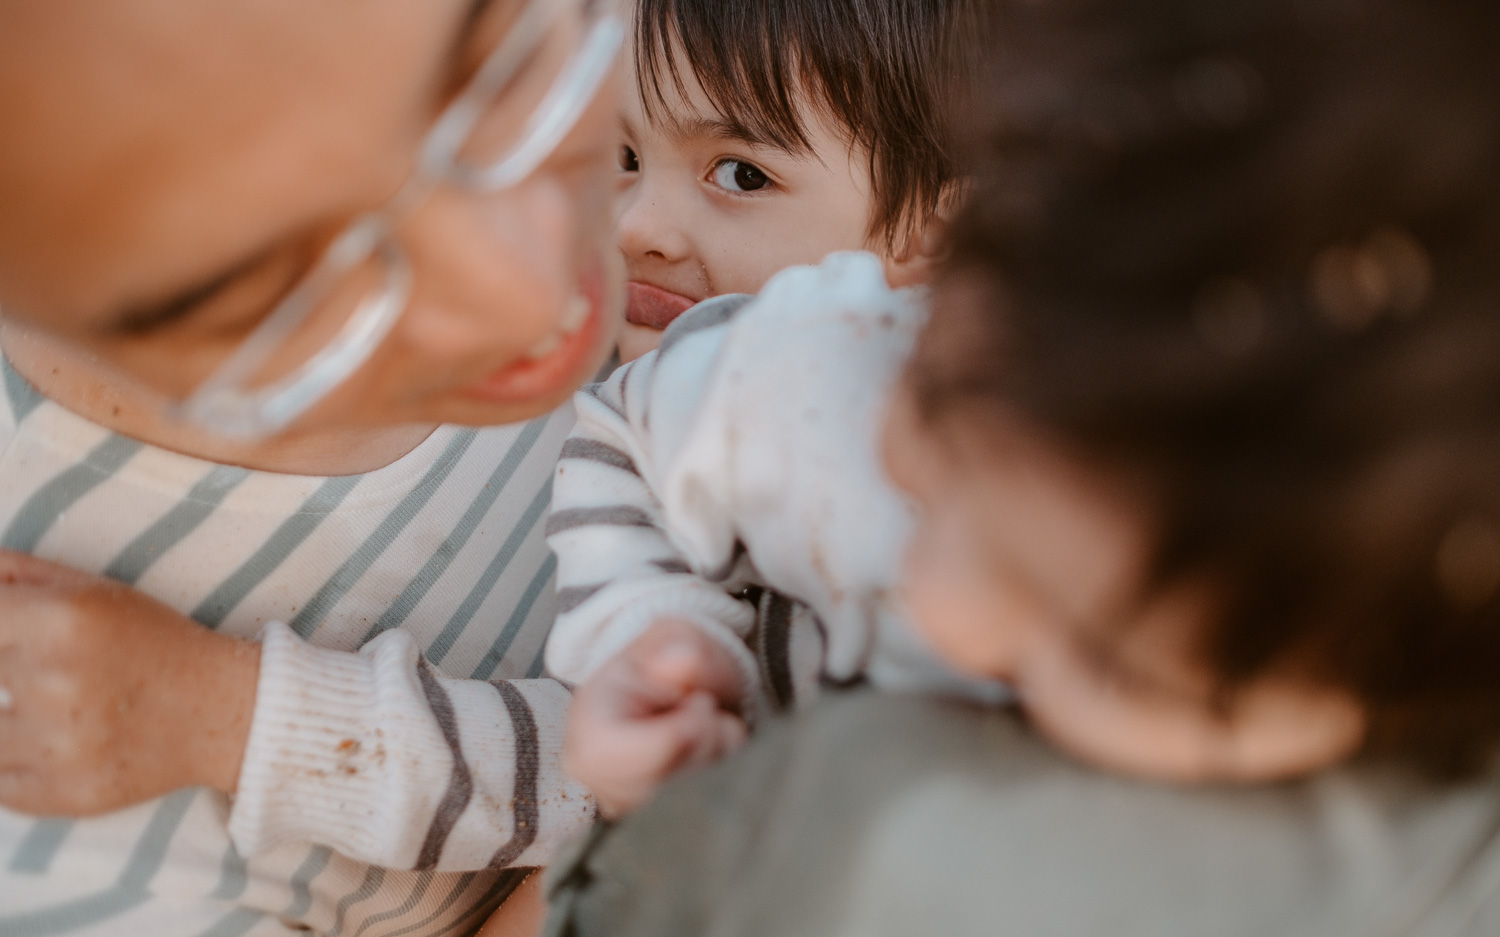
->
[914, 0, 1500, 774]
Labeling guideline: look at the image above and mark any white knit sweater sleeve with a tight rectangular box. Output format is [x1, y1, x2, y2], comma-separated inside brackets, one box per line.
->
[547, 253, 1007, 718]
[228, 622, 593, 871]
[544, 294, 763, 702]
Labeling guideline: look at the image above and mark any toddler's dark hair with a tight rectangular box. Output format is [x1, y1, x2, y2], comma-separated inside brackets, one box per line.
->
[635, 0, 983, 252]
[914, 0, 1500, 773]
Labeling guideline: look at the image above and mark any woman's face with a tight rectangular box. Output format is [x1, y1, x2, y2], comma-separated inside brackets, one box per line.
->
[0, 0, 625, 432]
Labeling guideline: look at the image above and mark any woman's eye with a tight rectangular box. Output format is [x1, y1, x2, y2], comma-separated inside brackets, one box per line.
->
[713, 159, 770, 192]
[619, 145, 639, 173]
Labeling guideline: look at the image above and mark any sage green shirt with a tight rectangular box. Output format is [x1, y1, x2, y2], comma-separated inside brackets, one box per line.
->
[546, 692, 1500, 937]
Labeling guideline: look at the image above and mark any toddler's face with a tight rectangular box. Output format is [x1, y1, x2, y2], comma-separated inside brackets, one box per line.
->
[613, 53, 893, 361]
[882, 381, 1367, 784]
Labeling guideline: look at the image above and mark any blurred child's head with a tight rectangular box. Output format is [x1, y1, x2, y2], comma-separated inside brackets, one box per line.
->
[614, 0, 977, 360]
[886, 0, 1500, 782]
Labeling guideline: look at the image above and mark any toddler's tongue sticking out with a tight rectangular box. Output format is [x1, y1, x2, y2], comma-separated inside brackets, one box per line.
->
[626, 282, 697, 330]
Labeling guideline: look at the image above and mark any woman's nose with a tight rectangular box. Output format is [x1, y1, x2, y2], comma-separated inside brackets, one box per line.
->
[396, 173, 580, 360]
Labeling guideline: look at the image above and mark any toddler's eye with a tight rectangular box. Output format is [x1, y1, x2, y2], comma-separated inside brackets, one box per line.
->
[619, 145, 640, 173]
[713, 159, 770, 192]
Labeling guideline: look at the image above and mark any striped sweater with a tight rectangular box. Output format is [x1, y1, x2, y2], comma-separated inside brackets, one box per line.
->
[0, 357, 591, 937]
[545, 252, 1007, 719]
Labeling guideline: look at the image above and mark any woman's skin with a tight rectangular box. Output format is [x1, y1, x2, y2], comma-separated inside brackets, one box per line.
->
[0, 0, 623, 473]
[0, 0, 623, 823]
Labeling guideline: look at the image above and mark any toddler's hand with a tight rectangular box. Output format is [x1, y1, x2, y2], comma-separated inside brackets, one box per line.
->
[564, 619, 748, 818]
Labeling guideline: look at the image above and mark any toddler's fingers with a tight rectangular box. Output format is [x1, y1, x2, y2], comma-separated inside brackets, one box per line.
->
[630, 620, 746, 710]
[665, 691, 748, 773]
[579, 643, 693, 721]
[714, 709, 749, 756]
[566, 690, 729, 817]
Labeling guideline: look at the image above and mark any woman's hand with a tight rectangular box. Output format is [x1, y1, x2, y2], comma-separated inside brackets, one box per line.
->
[0, 550, 260, 816]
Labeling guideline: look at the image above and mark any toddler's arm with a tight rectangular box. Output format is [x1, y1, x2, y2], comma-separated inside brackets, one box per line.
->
[547, 298, 768, 813]
[548, 258, 998, 811]
[545, 297, 762, 706]
[565, 618, 749, 816]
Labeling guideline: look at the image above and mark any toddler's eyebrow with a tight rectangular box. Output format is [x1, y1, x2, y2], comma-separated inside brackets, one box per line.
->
[667, 115, 791, 153]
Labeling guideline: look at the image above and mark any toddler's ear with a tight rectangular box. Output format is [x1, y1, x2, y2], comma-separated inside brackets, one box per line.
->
[882, 182, 964, 289]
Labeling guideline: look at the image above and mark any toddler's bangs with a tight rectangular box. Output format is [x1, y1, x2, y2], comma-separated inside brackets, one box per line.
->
[635, 0, 826, 155]
[634, 0, 979, 252]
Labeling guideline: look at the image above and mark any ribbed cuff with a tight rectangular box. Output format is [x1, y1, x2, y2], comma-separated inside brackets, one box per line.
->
[228, 622, 413, 860]
[551, 581, 765, 722]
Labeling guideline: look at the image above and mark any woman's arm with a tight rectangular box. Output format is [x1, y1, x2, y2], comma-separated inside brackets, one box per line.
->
[0, 550, 258, 815]
[230, 623, 592, 870]
[0, 549, 594, 871]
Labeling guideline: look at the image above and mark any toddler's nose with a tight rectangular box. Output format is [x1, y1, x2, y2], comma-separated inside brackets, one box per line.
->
[617, 182, 692, 265]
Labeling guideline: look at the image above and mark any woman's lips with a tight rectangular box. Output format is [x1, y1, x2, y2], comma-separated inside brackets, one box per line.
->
[461, 265, 612, 406]
[625, 281, 697, 329]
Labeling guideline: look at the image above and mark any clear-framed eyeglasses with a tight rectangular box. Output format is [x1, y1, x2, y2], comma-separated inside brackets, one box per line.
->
[176, 0, 625, 439]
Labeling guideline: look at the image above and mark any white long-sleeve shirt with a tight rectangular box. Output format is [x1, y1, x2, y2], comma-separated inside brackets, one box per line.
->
[0, 357, 592, 936]
[546, 252, 1007, 718]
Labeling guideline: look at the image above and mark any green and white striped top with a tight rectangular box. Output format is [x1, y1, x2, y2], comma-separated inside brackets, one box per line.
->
[0, 356, 591, 937]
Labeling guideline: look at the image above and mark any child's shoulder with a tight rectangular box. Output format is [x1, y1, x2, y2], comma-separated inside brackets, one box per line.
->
[581, 251, 930, 489]
[736, 250, 927, 337]
[649, 251, 926, 393]
[553, 689, 1500, 937]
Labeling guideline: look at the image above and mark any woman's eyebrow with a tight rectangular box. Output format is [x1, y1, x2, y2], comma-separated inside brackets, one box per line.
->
[113, 0, 510, 338]
[459, 0, 507, 45]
